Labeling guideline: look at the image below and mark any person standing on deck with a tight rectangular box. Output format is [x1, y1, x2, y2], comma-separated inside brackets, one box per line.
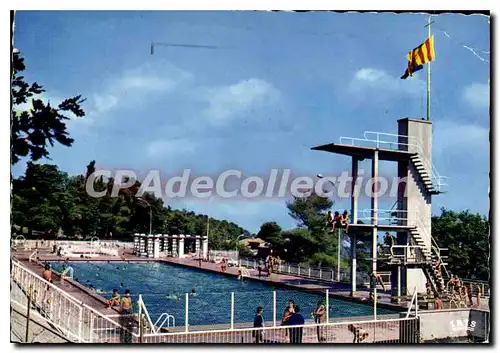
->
[252, 306, 265, 343]
[287, 305, 305, 344]
[475, 285, 482, 308]
[120, 289, 133, 343]
[369, 271, 385, 300]
[121, 289, 133, 314]
[313, 300, 327, 342]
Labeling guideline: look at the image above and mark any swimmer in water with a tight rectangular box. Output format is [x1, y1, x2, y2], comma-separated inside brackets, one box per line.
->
[96, 288, 107, 294]
[166, 294, 181, 300]
[190, 288, 197, 296]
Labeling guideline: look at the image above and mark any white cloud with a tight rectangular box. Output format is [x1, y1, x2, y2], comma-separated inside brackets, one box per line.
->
[349, 68, 425, 96]
[147, 138, 198, 158]
[202, 78, 280, 126]
[89, 62, 193, 118]
[433, 120, 489, 159]
[463, 83, 490, 109]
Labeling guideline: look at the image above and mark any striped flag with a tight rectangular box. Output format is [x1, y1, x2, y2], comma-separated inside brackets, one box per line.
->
[401, 35, 435, 79]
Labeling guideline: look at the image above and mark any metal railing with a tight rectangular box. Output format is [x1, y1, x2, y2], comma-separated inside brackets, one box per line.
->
[339, 130, 448, 193]
[28, 250, 38, 263]
[137, 316, 420, 343]
[364, 131, 449, 193]
[358, 209, 416, 226]
[390, 246, 426, 264]
[10, 260, 139, 343]
[154, 313, 176, 330]
[237, 256, 391, 288]
[238, 256, 350, 283]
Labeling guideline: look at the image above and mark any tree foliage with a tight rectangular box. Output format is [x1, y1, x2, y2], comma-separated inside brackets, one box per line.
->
[255, 199, 490, 280]
[432, 208, 490, 281]
[11, 51, 86, 165]
[11, 161, 249, 245]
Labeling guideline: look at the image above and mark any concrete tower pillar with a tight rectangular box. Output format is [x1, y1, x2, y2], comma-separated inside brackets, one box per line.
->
[202, 236, 209, 260]
[178, 234, 185, 257]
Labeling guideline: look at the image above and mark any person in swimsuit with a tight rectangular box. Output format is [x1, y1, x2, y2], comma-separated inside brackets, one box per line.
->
[121, 289, 133, 314]
[369, 271, 385, 300]
[107, 289, 121, 307]
[348, 324, 369, 343]
[324, 211, 335, 233]
[281, 299, 295, 335]
[313, 300, 327, 342]
[339, 210, 349, 232]
[42, 264, 53, 283]
[120, 290, 133, 343]
[434, 294, 442, 310]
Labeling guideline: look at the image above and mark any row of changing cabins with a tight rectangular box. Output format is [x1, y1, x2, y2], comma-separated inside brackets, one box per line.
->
[133, 233, 209, 259]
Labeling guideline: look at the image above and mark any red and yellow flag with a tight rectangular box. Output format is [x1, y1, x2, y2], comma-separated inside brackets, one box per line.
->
[401, 35, 435, 79]
[407, 35, 435, 66]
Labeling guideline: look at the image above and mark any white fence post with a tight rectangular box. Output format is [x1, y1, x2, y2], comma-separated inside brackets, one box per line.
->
[308, 267, 311, 277]
[319, 268, 322, 279]
[415, 287, 418, 317]
[331, 269, 334, 282]
[374, 288, 377, 321]
[230, 292, 234, 330]
[89, 315, 93, 343]
[288, 264, 290, 273]
[325, 289, 329, 323]
[185, 293, 189, 332]
[298, 266, 300, 276]
[77, 306, 83, 342]
[273, 291, 277, 327]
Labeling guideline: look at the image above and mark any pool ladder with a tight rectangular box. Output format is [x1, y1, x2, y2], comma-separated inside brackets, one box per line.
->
[154, 313, 176, 330]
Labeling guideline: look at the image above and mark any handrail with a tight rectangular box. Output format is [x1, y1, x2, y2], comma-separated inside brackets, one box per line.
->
[405, 287, 418, 318]
[61, 266, 74, 280]
[358, 208, 414, 226]
[154, 313, 176, 330]
[138, 294, 156, 333]
[11, 260, 139, 341]
[363, 131, 419, 150]
[28, 250, 38, 263]
[390, 245, 426, 264]
[340, 130, 449, 193]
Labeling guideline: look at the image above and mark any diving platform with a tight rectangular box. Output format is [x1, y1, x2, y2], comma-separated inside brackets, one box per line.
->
[311, 143, 413, 162]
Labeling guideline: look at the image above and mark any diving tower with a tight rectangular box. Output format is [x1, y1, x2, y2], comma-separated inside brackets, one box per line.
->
[312, 118, 449, 299]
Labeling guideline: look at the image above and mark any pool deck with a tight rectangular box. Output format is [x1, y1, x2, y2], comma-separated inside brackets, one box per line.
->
[12, 247, 408, 317]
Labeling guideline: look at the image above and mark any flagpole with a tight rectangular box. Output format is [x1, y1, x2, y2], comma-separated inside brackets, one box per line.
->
[426, 15, 432, 121]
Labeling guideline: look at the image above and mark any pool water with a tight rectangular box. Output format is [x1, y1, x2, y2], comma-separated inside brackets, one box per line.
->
[51, 261, 398, 326]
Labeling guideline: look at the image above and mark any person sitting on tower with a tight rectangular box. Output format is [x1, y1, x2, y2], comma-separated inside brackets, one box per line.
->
[339, 210, 349, 232]
[324, 211, 336, 233]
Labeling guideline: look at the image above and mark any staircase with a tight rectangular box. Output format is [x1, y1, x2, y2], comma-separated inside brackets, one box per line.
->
[408, 228, 432, 261]
[409, 154, 447, 195]
[410, 153, 441, 195]
[385, 224, 450, 296]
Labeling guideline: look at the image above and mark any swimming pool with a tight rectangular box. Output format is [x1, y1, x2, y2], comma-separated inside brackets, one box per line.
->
[51, 261, 399, 326]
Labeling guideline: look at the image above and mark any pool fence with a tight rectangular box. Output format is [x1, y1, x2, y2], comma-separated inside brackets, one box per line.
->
[237, 256, 490, 297]
[11, 259, 423, 343]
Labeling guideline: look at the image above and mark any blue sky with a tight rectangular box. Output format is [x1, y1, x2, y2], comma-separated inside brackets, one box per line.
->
[12, 11, 490, 233]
